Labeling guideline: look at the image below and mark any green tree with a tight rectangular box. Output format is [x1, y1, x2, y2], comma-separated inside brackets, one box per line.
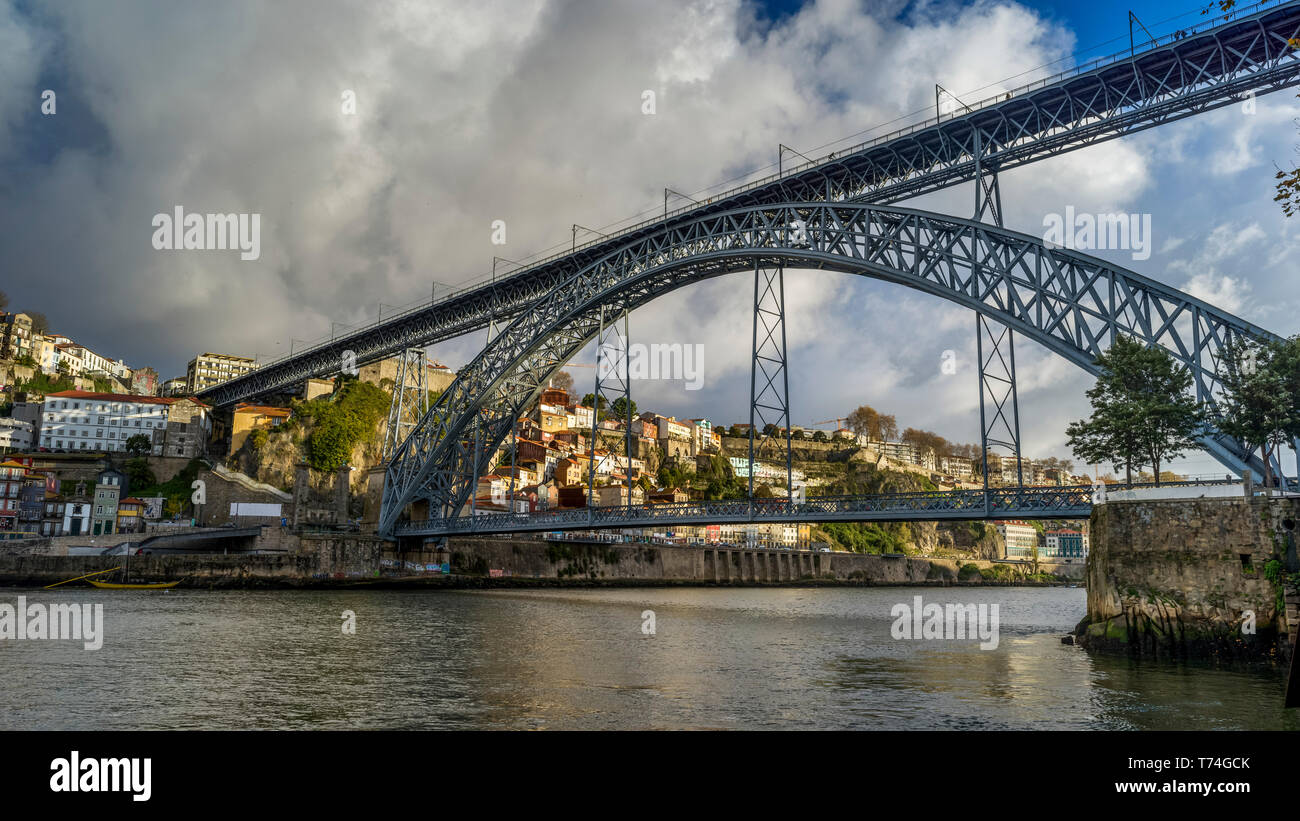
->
[124, 434, 152, 456]
[609, 396, 637, 422]
[1216, 336, 1300, 488]
[122, 457, 157, 489]
[1067, 336, 1206, 487]
[302, 380, 390, 471]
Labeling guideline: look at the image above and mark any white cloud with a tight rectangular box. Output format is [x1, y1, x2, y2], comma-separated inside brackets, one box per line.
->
[2, 0, 1297, 473]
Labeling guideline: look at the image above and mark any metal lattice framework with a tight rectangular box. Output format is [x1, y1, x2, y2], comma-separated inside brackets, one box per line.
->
[199, 0, 1300, 411]
[587, 307, 635, 507]
[398, 486, 1098, 537]
[379, 201, 1284, 537]
[977, 316, 1024, 490]
[382, 348, 428, 460]
[389, 480, 1235, 538]
[748, 262, 793, 498]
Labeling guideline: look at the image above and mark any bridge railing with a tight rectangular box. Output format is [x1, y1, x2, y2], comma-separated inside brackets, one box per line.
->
[391, 477, 1250, 537]
[393, 485, 1105, 536]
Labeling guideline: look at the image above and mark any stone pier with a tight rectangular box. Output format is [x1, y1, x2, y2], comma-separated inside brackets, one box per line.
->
[1077, 495, 1299, 662]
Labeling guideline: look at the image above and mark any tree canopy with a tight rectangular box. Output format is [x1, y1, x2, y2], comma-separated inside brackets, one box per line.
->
[1066, 335, 1205, 486]
[846, 404, 898, 441]
[1215, 336, 1300, 487]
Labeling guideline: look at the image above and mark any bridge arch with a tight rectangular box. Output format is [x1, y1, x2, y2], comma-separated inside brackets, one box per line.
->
[380, 202, 1280, 535]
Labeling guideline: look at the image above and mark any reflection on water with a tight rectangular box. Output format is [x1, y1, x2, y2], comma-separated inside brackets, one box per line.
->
[0, 586, 1293, 730]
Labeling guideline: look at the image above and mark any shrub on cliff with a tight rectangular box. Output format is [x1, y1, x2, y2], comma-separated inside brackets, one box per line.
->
[298, 380, 391, 472]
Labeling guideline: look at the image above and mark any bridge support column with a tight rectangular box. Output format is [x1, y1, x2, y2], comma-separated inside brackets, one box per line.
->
[748, 260, 793, 502]
[977, 314, 1024, 497]
[971, 125, 1024, 496]
[587, 305, 633, 510]
[382, 348, 429, 459]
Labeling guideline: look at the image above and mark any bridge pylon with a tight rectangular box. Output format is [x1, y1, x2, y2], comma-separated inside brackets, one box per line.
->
[970, 122, 1023, 496]
[382, 347, 429, 462]
[587, 305, 635, 516]
[748, 259, 793, 502]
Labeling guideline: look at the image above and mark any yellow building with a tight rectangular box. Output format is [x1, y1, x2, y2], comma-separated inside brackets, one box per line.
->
[231, 404, 291, 453]
[116, 497, 145, 534]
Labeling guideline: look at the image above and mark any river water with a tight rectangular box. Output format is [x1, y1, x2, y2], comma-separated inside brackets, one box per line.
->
[0, 586, 1294, 730]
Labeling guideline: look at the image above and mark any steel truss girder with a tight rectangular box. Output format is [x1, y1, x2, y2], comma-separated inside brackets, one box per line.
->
[201, 2, 1300, 411]
[379, 201, 1285, 537]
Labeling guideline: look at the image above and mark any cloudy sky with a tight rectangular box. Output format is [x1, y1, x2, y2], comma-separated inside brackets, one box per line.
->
[3, 0, 1298, 475]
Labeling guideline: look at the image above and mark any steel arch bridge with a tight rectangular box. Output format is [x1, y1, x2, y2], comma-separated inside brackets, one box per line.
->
[198, 0, 1300, 411]
[378, 201, 1284, 538]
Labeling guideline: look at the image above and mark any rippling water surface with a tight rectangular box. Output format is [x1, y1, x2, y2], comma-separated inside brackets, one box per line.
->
[1, 586, 1294, 730]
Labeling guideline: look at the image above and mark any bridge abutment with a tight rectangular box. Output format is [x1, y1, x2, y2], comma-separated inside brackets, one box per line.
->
[1077, 495, 1299, 662]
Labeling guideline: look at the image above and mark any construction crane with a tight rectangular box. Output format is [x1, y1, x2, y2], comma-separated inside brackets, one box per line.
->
[812, 417, 848, 430]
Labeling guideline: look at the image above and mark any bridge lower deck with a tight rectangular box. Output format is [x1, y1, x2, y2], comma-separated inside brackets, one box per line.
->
[393, 485, 1101, 538]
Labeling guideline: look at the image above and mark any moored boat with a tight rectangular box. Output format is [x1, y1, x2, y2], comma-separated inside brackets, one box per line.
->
[87, 580, 179, 590]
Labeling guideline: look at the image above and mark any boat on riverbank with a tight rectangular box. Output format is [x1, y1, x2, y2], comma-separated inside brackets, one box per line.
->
[86, 580, 179, 590]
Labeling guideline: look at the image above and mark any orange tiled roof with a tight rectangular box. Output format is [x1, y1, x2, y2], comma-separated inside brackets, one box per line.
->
[46, 390, 209, 408]
[234, 403, 291, 417]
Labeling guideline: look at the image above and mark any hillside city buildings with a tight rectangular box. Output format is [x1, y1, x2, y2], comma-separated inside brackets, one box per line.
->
[0, 309, 1092, 550]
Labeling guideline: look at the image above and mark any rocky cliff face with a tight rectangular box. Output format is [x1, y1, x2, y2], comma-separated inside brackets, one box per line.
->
[229, 414, 385, 505]
[1077, 496, 1298, 663]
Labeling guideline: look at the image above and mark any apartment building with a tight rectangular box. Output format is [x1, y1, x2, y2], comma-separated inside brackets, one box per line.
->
[0, 459, 25, 531]
[645, 414, 692, 459]
[186, 352, 258, 393]
[686, 418, 716, 455]
[996, 520, 1040, 559]
[1045, 529, 1089, 559]
[38, 391, 211, 456]
[159, 397, 213, 457]
[0, 418, 33, 452]
[91, 468, 126, 535]
[727, 457, 805, 484]
[940, 455, 974, 480]
[595, 484, 645, 506]
[0, 312, 34, 361]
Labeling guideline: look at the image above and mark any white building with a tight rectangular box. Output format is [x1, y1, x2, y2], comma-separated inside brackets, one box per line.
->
[940, 455, 974, 480]
[37, 391, 204, 455]
[61, 499, 92, 537]
[996, 520, 1040, 559]
[727, 457, 805, 484]
[0, 418, 33, 452]
[568, 404, 594, 431]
